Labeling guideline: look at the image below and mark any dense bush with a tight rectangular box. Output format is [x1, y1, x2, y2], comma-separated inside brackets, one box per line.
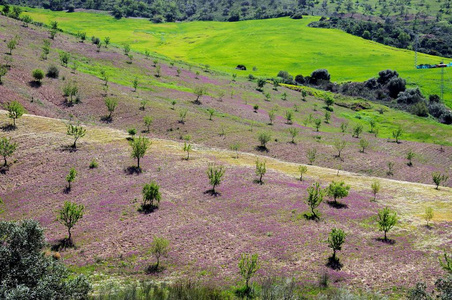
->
[0, 220, 91, 298]
[46, 65, 59, 78]
[310, 69, 330, 85]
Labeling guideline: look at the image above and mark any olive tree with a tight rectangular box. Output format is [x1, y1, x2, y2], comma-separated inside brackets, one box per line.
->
[314, 118, 322, 131]
[194, 86, 206, 104]
[66, 123, 86, 149]
[149, 236, 169, 270]
[352, 124, 363, 138]
[305, 182, 324, 219]
[328, 228, 346, 261]
[238, 253, 260, 294]
[306, 148, 317, 165]
[104, 97, 117, 120]
[333, 139, 347, 160]
[406, 149, 415, 166]
[392, 127, 403, 143]
[143, 116, 153, 132]
[5, 100, 26, 127]
[129, 136, 150, 170]
[327, 181, 350, 204]
[288, 127, 298, 143]
[371, 180, 381, 201]
[206, 163, 225, 194]
[432, 172, 449, 190]
[258, 132, 271, 149]
[0, 137, 17, 167]
[183, 142, 191, 160]
[359, 138, 369, 153]
[6, 38, 17, 55]
[32, 69, 44, 83]
[377, 207, 397, 241]
[439, 252, 452, 274]
[298, 165, 308, 181]
[255, 159, 266, 184]
[142, 181, 161, 211]
[57, 201, 84, 244]
[65, 167, 77, 191]
[424, 207, 434, 227]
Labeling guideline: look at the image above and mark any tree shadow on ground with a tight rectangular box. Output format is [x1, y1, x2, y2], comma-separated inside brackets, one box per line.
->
[60, 145, 77, 153]
[63, 186, 71, 194]
[124, 166, 142, 175]
[1, 124, 16, 132]
[100, 116, 112, 123]
[326, 257, 343, 270]
[375, 237, 396, 245]
[326, 201, 348, 209]
[138, 204, 158, 214]
[0, 165, 9, 174]
[303, 212, 320, 221]
[28, 81, 42, 88]
[255, 146, 269, 153]
[253, 179, 264, 185]
[145, 263, 164, 274]
[51, 238, 74, 251]
[204, 189, 221, 197]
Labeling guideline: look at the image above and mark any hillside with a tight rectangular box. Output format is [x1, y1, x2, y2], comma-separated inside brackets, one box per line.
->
[0, 12, 452, 297]
[18, 7, 452, 109]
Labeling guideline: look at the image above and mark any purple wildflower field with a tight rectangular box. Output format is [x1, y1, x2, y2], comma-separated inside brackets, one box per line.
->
[1, 113, 450, 295]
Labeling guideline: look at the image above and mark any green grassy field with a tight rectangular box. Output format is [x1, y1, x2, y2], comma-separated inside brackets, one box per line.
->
[19, 8, 452, 107]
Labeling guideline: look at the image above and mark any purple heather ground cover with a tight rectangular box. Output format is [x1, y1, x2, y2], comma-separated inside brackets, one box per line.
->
[0, 117, 450, 296]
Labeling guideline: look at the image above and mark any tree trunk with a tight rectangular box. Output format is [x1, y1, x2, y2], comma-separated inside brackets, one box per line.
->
[137, 157, 140, 169]
[3, 157, 7, 167]
[384, 231, 387, 241]
[68, 228, 72, 243]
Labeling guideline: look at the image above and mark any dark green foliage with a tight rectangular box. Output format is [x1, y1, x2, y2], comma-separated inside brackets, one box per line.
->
[59, 51, 70, 67]
[0, 66, 7, 84]
[32, 69, 44, 83]
[0, 219, 91, 298]
[327, 181, 350, 204]
[310, 69, 330, 85]
[432, 172, 449, 190]
[46, 65, 59, 78]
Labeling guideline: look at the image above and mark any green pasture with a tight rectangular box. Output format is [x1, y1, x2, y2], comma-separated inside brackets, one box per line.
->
[21, 8, 452, 107]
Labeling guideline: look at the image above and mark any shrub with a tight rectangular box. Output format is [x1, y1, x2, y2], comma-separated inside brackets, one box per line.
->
[439, 252, 452, 274]
[378, 69, 399, 85]
[276, 70, 293, 84]
[57, 201, 84, 244]
[310, 69, 330, 84]
[256, 78, 266, 91]
[46, 65, 59, 78]
[128, 128, 137, 138]
[89, 158, 98, 169]
[285, 110, 294, 124]
[179, 108, 188, 124]
[295, 74, 305, 84]
[255, 159, 266, 184]
[268, 110, 275, 125]
[129, 136, 150, 170]
[59, 51, 70, 67]
[340, 122, 348, 133]
[183, 142, 192, 160]
[0, 137, 18, 167]
[377, 207, 397, 242]
[0, 66, 7, 84]
[387, 77, 406, 98]
[142, 181, 161, 210]
[194, 86, 206, 104]
[406, 149, 415, 166]
[305, 182, 324, 219]
[62, 81, 79, 104]
[6, 38, 17, 55]
[32, 69, 44, 83]
[206, 163, 225, 194]
[0, 220, 91, 297]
